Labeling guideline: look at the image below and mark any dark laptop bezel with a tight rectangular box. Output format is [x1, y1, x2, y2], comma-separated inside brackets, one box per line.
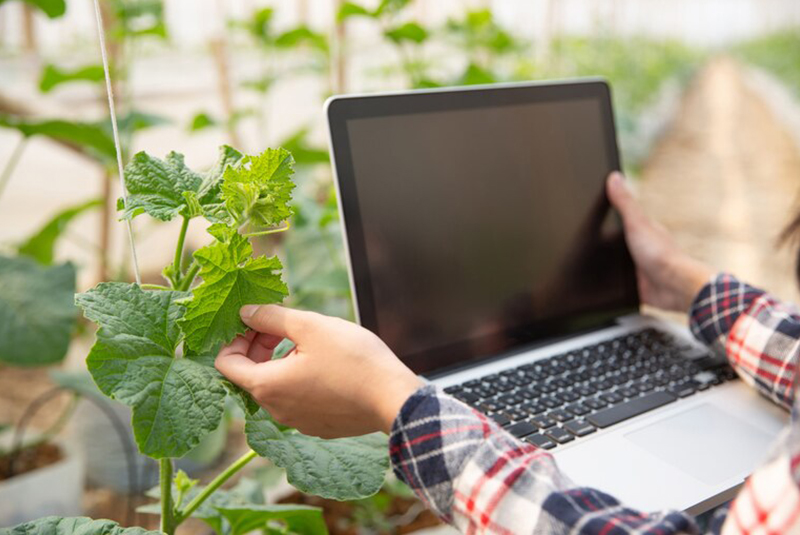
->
[326, 79, 639, 375]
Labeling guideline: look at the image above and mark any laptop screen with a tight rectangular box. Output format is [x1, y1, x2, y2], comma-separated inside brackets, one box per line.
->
[329, 82, 639, 375]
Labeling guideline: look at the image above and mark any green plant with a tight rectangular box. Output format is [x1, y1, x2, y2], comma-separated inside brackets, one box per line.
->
[2, 144, 388, 535]
[735, 30, 800, 97]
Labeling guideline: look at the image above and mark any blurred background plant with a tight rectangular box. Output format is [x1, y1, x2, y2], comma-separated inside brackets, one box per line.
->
[1, 0, 800, 532]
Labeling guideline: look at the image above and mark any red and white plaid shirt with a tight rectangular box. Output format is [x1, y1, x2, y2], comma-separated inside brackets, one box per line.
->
[389, 274, 800, 534]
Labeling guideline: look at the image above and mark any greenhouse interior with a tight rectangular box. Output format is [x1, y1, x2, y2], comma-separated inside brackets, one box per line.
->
[2, 0, 800, 533]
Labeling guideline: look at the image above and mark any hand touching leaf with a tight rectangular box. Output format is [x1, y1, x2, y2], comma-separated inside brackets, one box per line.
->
[180, 232, 288, 353]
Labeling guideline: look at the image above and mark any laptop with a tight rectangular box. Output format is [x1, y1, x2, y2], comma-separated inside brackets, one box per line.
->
[324, 80, 787, 514]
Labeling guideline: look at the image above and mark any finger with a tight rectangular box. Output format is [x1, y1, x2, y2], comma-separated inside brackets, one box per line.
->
[215, 352, 260, 390]
[606, 172, 645, 225]
[247, 332, 283, 363]
[217, 334, 253, 360]
[239, 304, 316, 340]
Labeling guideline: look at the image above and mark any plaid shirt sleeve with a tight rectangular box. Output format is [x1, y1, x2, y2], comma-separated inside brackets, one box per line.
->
[389, 273, 800, 534]
[688, 273, 799, 410]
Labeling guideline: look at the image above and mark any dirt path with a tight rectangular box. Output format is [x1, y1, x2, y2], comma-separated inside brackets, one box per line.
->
[639, 56, 800, 305]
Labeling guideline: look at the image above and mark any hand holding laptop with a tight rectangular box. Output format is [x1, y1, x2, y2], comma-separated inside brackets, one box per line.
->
[216, 173, 706, 439]
[606, 172, 714, 312]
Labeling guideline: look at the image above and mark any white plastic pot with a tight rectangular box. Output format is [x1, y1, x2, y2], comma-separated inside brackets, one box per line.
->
[0, 441, 84, 526]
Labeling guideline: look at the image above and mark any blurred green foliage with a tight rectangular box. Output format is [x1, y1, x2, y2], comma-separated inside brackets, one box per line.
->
[736, 30, 800, 95]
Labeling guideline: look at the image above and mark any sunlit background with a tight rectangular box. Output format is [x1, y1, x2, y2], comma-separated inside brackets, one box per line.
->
[1, 0, 800, 531]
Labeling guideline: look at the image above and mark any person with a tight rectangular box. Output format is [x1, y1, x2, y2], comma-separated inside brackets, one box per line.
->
[215, 172, 800, 534]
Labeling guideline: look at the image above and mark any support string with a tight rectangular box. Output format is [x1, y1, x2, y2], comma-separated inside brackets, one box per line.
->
[91, 0, 142, 285]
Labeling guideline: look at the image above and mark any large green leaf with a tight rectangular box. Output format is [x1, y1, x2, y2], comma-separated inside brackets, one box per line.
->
[245, 409, 389, 500]
[120, 146, 243, 222]
[218, 505, 327, 535]
[39, 63, 104, 93]
[0, 516, 158, 535]
[0, 256, 75, 366]
[75, 283, 227, 459]
[18, 198, 102, 265]
[0, 0, 66, 18]
[221, 148, 295, 227]
[0, 115, 116, 162]
[179, 232, 288, 353]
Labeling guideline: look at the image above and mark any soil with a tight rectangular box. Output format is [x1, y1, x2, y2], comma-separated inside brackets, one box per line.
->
[279, 491, 442, 535]
[0, 441, 62, 481]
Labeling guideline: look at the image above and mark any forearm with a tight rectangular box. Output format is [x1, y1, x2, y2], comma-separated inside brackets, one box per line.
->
[390, 386, 701, 533]
[689, 274, 800, 410]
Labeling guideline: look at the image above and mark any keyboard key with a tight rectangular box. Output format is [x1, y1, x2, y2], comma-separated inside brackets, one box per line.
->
[566, 403, 591, 416]
[507, 407, 527, 421]
[670, 383, 697, 398]
[541, 397, 561, 409]
[491, 413, 511, 427]
[584, 397, 607, 410]
[454, 391, 479, 404]
[507, 421, 538, 438]
[618, 386, 639, 398]
[564, 420, 596, 437]
[530, 415, 556, 429]
[498, 393, 524, 406]
[480, 400, 503, 412]
[524, 433, 556, 449]
[444, 385, 462, 394]
[548, 408, 574, 423]
[600, 391, 624, 404]
[555, 390, 580, 403]
[588, 391, 677, 428]
[522, 402, 546, 416]
[545, 427, 574, 444]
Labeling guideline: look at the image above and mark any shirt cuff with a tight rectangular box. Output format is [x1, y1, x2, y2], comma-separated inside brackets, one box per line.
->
[688, 273, 766, 348]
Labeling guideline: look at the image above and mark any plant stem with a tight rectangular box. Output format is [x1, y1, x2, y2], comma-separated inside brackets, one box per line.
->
[172, 216, 190, 284]
[178, 261, 201, 292]
[141, 283, 170, 291]
[242, 220, 291, 238]
[160, 458, 176, 535]
[0, 136, 27, 204]
[176, 449, 257, 524]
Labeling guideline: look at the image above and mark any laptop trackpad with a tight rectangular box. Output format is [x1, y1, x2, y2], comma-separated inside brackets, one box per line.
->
[625, 403, 773, 485]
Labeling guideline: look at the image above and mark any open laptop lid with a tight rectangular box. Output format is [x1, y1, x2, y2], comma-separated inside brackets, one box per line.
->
[326, 80, 639, 377]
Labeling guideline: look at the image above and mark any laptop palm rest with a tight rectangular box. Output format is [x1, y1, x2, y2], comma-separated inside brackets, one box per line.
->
[624, 403, 772, 486]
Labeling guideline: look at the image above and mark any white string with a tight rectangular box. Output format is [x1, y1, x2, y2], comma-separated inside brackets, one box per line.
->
[91, 0, 142, 285]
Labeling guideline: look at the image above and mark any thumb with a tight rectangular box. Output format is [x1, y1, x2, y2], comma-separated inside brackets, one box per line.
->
[606, 171, 643, 224]
[239, 304, 313, 340]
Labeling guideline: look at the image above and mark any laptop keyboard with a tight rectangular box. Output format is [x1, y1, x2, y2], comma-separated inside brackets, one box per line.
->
[444, 328, 738, 450]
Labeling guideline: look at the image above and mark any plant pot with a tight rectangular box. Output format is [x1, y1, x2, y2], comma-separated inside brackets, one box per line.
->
[0, 440, 84, 526]
[71, 396, 229, 493]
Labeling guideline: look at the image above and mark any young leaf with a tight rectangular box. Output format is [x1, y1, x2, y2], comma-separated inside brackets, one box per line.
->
[120, 146, 243, 222]
[39, 63, 104, 93]
[17, 198, 102, 265]
[179, 232, 288, 353]
[245, 409, 389, 500]
[0, 256, 76, 366]
[76, 283, 228, 459]
[0, 516, 159, 534]
[221, 148, 295, 227]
